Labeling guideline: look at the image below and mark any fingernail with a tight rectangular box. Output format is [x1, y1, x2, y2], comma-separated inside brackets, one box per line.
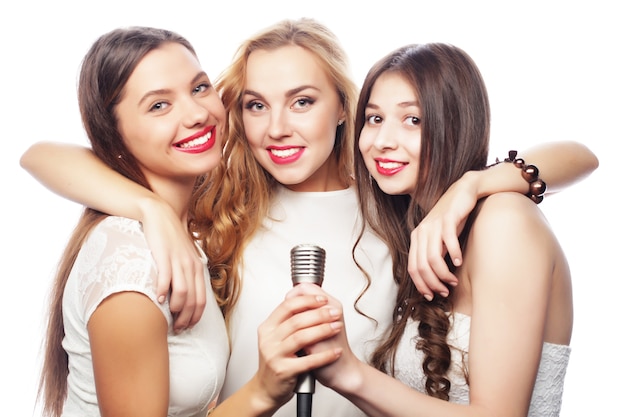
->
[424, 294, 433, 302]
[328, 308, 340, 318]
[316, 295, 328, 303]
[453, 258, 461, 266]
[158, 295, 165, 304]
[330, 321, 343, 329]
[440, 291, 449, 298]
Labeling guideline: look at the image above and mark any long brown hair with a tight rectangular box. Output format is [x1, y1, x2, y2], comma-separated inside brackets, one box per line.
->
[192, 18, 358, 323]
[38, 27, 197, 417]
[360, 44, 490, 400]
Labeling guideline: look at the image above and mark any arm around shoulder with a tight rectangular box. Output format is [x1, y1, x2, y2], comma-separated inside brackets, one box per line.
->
[474, 140, 598, 199]
[21, 141, 206, 330]
[20, 140, 160, 219]
[518, 140, 599, 194]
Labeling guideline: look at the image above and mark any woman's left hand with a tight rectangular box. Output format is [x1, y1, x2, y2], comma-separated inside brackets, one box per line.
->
[408, 172, 481, 300]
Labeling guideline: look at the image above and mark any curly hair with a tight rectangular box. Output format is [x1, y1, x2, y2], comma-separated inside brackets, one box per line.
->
[360, 43, 490, 400]
[191, 18, 358, 324]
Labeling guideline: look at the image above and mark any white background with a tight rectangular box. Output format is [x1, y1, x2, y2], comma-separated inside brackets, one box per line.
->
[1, 1, 623, 415]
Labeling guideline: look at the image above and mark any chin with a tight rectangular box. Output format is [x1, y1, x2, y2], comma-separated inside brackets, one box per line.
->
[378, 183, 411, 196]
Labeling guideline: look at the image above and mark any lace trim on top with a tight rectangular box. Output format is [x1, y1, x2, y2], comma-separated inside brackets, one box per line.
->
[393, 313, 570, 416]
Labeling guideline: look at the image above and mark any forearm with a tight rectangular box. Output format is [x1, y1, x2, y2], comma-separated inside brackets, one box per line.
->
[210, 377, 284, 417]
[20, 141, 165, 221]
[476, 140, 598, 198]
[333, 361, 480, 417]
[516, 140, 598, 194]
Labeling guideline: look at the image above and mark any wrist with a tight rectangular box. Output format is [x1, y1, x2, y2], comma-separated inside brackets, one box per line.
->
[247, 375, 286, 416]
[479, 160, 528, 198]
[331, 358, 367, 398]
[136, 194, 173, 223]
[488, 150, 547, 203]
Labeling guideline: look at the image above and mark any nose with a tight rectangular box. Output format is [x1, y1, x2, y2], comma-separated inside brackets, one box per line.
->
[373, 123, 397, 151]
[182, 97, 210, 128]
[267, 108, 292, 139]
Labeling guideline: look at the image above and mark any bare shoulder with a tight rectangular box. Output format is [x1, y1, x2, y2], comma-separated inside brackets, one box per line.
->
[468, 192, 560, 261]
[474, 192, 550, 235]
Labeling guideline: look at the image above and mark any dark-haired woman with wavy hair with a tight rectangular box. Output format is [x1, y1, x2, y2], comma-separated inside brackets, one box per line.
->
[28, 26, 341, 417]
[22, 21, 597, 417]
[293, 43, 592, 417]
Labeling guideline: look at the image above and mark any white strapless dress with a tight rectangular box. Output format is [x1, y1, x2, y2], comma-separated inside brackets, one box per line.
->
[393, 312, 570, 416]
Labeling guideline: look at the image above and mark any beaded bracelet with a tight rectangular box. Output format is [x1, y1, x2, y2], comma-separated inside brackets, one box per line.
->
[491, 150, 547, 204]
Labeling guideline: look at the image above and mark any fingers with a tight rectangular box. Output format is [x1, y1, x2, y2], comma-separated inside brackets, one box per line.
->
[170, 255, 206, 332]
[190, 270, 208, 326]
[442, 225, 463, 269]
[286, 282, 327, 299]
[408, 225, 458, 301]
[408, 228, 442, 300]
[154, 258, 173, 305]
[295, 346, 343, 373]
[260, 294, 343, 357]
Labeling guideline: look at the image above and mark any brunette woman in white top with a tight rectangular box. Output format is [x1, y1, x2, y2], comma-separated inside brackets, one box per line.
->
[29, 26, 341, 417]
[292, 42, 591, 417]
[22, 20, 597, 417]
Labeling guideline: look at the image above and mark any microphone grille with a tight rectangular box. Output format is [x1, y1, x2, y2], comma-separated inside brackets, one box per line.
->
[290, 244, 326, 285]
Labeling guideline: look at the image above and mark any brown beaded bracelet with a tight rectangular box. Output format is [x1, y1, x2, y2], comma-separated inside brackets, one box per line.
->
[491, 150, 547, 204]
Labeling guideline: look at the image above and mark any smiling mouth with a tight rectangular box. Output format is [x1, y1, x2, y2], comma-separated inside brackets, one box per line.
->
[269, 147, 301, 158]
[377, 160, 405, 170]
[375, 159, 407, 176]
[176, 129, 212, 149]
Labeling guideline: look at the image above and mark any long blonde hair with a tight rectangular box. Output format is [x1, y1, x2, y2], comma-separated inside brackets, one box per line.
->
[192, 18, 358, 322]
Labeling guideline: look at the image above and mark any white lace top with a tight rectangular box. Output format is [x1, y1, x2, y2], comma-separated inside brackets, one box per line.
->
[394, 313, 570, 416]
[60, 216, 229, 417]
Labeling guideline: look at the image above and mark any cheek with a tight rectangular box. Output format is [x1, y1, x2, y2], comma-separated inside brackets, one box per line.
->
[358, 130, 373, 156]
[242, 115, 263, 146]
[404, 132, 422, 161]
[117, 120, 142, 151]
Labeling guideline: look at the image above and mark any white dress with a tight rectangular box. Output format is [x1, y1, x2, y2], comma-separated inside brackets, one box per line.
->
[394, 312, 570, 416]
[220, 186, 397, 417]
[61, 216, 230, 417]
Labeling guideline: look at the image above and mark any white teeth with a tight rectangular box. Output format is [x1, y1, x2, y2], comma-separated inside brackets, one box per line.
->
[178, 131, 212, 149]
[270, 148, 300, 158]
[378, 161, 404, 169]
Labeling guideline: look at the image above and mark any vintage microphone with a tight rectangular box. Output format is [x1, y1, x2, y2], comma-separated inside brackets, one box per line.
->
[290, 244, 326, 417]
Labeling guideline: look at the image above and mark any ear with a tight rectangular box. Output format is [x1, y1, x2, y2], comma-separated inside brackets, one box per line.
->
[337, 108, 347, 126]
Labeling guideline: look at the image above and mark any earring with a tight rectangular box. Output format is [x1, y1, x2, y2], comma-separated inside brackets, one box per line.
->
[117, 154, 122, 159]
[337, 119, 344, 126]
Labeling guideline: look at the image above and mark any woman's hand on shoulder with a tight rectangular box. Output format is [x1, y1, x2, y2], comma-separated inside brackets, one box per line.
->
[408, 171, 483, 300]
[140, 198, 206, 332]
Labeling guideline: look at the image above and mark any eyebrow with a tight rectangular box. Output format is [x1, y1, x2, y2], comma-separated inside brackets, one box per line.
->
[366, 100, 419, 110]
[243, 84, 321, 99]
[138, 71, 209, 106]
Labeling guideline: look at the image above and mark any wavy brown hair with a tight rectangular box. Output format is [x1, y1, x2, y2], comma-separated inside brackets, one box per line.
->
[192, 18, 358, 323]
[38, 27, 198, 417]
[359, 44, 490, 400]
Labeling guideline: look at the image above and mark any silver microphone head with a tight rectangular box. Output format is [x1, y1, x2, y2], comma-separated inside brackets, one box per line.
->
[290, 244, 326, 286]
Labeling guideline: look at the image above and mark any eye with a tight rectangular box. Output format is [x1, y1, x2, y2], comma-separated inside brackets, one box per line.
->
[149, 101, 169, 112]
[404, 115, 421, 126]
[366, 114, 383, 125]
[244, 100, 266, 112]
[292, 97, 314, 110]
[193, 83, 210, 95]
